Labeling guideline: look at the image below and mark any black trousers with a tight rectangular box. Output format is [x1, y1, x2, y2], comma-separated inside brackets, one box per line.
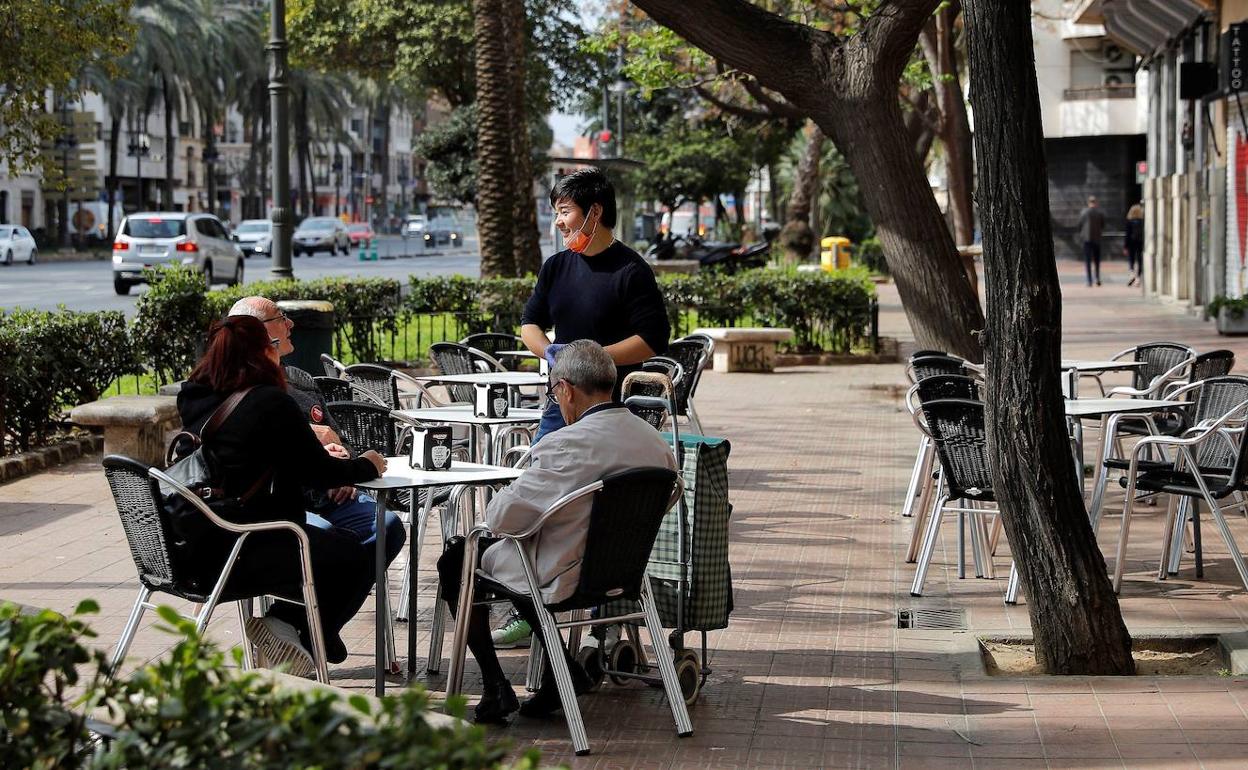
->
[1083, 240, 1102, 284]
[189, 523, 374, 664]
[437, 536, 570, 688]
[1126, 242, 1143, 274]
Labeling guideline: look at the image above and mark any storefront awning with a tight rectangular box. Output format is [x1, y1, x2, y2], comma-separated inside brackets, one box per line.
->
[1074, 0, 1210, 56]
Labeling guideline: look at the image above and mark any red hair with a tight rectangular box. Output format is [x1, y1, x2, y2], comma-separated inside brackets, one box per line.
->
[188, 315, 286, 393]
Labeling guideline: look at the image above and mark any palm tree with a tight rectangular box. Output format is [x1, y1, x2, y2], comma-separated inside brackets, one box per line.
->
[504, 0, 542, 276]
[80, 64, 139, 238]
[291, 69, 352, 217]
[472, 0, 516, 278]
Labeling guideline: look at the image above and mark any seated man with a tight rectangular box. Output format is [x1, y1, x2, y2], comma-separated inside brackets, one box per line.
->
[436, 339, 677, 723]
[228, 296, 405, 565]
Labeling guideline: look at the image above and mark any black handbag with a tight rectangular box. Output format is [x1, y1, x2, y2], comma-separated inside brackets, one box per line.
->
[161, 387, 273, 544]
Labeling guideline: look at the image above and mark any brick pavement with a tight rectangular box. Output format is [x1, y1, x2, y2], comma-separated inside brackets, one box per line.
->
[4, 258, 1248, 768]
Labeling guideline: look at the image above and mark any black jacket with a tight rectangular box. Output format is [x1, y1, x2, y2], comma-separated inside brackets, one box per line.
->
[176, 382, 379, 526]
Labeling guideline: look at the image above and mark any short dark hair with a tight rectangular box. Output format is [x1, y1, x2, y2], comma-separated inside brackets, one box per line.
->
[549, 168, 617, 228]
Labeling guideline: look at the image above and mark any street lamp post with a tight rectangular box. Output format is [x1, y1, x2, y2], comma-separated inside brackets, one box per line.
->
[268, 0, 293, 278]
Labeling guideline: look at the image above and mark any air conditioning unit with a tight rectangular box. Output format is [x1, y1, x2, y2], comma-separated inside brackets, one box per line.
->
[1104, 43, 1126, 64]
[1103, 70, 1135, 87]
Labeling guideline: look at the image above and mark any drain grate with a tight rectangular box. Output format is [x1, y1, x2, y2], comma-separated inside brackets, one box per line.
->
[897, 608, 967, 630]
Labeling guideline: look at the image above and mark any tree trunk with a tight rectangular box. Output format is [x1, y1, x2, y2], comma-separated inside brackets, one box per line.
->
[204, 102, 218, 217]
[920, 5, 975, 247]
[161, 75, 175, 212]
[632, 0, 984, 359]
[260, 111, 271, 215]
[107, 108, 122, 237]
[963, 0, 1134, 675]
[473, 0, 516, 278]
[504, 0, 542, 276]
[379, 100, 391, 231]
[296, 87, 312, 217]
[779, 120, 824, 264]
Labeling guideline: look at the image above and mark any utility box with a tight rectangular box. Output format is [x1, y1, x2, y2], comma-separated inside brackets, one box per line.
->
[820, 236, 852, 271]
[278, 300, 335, 375]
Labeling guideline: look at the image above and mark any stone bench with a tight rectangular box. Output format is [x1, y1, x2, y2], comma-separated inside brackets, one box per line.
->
[70, 395, 180, 467]
[692, 327, 794, 373]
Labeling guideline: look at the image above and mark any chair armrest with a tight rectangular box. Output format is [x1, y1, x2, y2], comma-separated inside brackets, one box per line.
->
[391, 370, 446, 408]
[466, 348, 506, 374]
[149, 468, 310, 543]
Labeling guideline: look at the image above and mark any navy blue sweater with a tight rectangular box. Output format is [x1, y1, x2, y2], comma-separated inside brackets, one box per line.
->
[521, 242, 670, 394]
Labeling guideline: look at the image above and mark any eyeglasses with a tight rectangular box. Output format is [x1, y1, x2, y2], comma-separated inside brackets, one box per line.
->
[261, 311, 289, 324]
[269, 338, 282, 348]
[545, 378, 570, 405]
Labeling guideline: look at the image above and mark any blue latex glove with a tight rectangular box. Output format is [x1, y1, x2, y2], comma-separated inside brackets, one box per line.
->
[544, 342, 567, 369]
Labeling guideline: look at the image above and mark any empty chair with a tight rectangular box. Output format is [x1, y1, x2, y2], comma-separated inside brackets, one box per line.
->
[664, 339, 710, 433]
[326, 400, 399, 456]
[460, 332, 524, 359]
[430, 342, 505, 403]
[343, 363, 442, 410]
[1106, 341, 1195, 398]
[103, 455, 330, 682]
[906, 354, 971, 384]
[910, 398, 1001, 596]
[320, 353, 347, 378]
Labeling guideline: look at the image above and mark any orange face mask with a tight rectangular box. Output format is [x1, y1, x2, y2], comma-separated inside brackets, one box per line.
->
[565, 215, 598, 254]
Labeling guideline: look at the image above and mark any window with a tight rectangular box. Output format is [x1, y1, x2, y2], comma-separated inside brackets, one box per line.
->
[123, 218, 186, 238]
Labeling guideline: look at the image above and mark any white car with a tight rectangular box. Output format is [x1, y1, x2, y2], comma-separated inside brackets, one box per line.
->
[0, 225, 37, 265]
[112, 212, 244, 295]
[402, 214, 427, 238]
[232, 219, 272, 257]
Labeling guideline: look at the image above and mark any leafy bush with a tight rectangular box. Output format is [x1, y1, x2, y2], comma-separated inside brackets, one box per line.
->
[854, 237, 889, 276]
[130, 265, 220, 385]
[0, 308, 138, 453]
[0, 601, 538, 769]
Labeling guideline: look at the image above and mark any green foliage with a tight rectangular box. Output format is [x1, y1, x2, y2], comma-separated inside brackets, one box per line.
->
[629, 123, 755, 211]
[0, 308, 138, 453]
[0, 600, 106, 770]
[403, 275, 533, 336]
[0, 601, 535, 769]
[854, 237, 889, 276]
[0, 0, 131, 174]
[130, 265, 220, 385]
[414, 105, 480, 203]
[1206, 294, 1248, 321]
[660, 267, 877, 353]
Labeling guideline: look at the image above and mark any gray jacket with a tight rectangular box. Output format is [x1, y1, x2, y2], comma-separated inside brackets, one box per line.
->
[1078, 206, 1105, 244]
[480, 404, 678, 604]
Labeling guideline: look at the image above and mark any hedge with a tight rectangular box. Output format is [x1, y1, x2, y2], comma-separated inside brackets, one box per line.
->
[0, 600, 538, 769]
[0, 308, 137, 453]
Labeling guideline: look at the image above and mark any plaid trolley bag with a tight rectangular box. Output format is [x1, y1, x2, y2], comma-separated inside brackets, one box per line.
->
[597, 433, 733, 705]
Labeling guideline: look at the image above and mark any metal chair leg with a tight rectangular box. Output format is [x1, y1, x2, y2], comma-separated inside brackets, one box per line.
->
[906, 458, 938, 563]
[530, 601, 590, 755]
[911, 495, 948, 596]
[1207, 495, 1248, 592]
[642, 575, 693, 737]
[901, 436, 929, 518]
[426, 584, 446, 674]
[1004, 563, 1022, 605]
[237, 600, 256, 671]
[109, 587, 152, 671]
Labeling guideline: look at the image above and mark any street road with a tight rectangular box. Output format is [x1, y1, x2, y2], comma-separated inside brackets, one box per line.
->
[0, 234, 498, 316]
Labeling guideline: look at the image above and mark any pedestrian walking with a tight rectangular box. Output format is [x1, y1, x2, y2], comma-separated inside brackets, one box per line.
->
[1124, 201, 1144, 287]
[1078, 196, 1106, 286]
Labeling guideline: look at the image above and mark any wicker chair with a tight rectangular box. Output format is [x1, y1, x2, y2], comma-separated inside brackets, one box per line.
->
[1105, 341, 1195, 398]
[909, 398, 1000, 597]
[1109, 394, 1248, 593]
[314, 376, 353, 404]
[460, 332, 523, 359]
[326, 400, 398, 455]
[664, 340, 710, 433]
[343, 363, 441, 410]
[320, 353, 347, 378]
[906, 354, 971, 384]
[446, 467, 690, 756]
[429, 342, 504, 403]
[103, 455, 330, 682]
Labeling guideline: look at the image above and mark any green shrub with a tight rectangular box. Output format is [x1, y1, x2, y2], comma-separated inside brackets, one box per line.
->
[0, 308, 138, 453]
[130, 265, 217, 385]
[854, 236, 889, 276]
[0, 601, 538, 769]
[0, 600, 107, 770]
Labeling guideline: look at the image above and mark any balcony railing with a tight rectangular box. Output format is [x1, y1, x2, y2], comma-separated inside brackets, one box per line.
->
[1063, 84, 1136, 100]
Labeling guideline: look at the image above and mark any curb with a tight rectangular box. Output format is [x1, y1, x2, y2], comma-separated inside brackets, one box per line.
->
[0, 434, 104, 484]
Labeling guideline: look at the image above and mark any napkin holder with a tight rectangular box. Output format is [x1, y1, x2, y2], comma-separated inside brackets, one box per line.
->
[473, 382, 509, 418]
[407, 424, 453, 471]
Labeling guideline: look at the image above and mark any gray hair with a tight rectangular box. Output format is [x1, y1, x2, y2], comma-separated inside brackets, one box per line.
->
[228, 296, 272, 319]
[550, 340, 616, 394]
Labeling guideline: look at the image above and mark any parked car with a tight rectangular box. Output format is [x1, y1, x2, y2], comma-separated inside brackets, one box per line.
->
[346, 223, 375, 246]
[111, 212, 244, 295]
[425, 214, 463, 248]
[402, 214, 427, 239]
[0, 224, 38, 265]
[232, 219, 272, 257]
[292, 217, 350, 256]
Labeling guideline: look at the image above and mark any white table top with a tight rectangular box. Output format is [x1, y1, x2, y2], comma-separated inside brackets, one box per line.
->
[392, 405, 543, 426]
[1064, 398, 1190, 417]
[1060, 359, 1146, 372]
[414, 371, 546, 387]
[495, 349, 539, 359]
[356, 459, 522, 491]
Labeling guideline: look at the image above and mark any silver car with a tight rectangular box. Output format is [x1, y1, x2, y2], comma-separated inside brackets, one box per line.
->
[111, 212, 244, 295]
[293, 216, 350, 257]
[0, 224, 37, 265]
[232, 219, 272, 257]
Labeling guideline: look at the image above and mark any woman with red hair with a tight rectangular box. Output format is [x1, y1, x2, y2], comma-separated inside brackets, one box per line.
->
[175, 314, 387, 675]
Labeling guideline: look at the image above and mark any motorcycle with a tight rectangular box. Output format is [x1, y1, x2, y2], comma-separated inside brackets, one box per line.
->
[645, 227, 777, 274]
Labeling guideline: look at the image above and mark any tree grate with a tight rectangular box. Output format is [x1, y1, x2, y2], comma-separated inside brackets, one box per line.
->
[897, 608, 967, 630]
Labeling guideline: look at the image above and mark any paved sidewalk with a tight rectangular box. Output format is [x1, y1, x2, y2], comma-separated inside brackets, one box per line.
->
[3, 258, 1248, 768]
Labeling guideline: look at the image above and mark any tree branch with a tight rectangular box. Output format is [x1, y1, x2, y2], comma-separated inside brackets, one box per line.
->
[693, 84, 777, 121]
[739, 76, 807, 121]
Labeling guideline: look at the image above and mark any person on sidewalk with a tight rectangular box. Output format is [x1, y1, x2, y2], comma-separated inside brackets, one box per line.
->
[1124, 201, 1144, 287]
[507, 168, 670, 649]
[228, 296, 406, 566]
[176, 315, 387, 676]
[1078, 195, 1106, 286]
[436, 341, 677, 723]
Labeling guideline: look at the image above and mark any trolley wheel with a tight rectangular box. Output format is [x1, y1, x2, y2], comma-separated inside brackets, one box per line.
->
[674, 654, 701, 705]
[576, 646, 605, 692]
[608, 639, 639, 686]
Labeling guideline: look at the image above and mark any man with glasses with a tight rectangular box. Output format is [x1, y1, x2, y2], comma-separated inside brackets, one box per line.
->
[228, 296, 405, 566]
[437, 339, 676, 723]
